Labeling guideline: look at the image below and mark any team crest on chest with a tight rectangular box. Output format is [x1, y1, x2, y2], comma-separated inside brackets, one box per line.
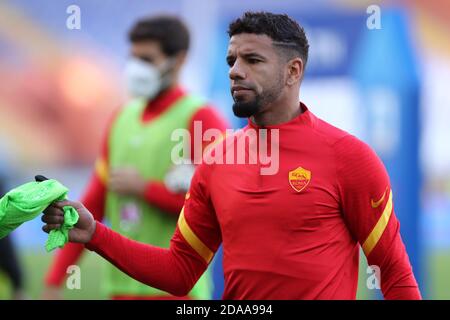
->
[288, 167, 311, 193]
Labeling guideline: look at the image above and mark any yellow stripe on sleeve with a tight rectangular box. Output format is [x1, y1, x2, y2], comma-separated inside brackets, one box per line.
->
[95, 158, 109, 185]
[362, 189, 393, 256]
[178, 207, 214, 264]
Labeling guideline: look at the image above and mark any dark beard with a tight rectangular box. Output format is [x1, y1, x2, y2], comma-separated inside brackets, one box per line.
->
[232, 96, 261, 118]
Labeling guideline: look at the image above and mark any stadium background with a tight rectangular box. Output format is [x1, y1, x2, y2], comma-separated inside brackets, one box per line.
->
[0, 0, 449, 299]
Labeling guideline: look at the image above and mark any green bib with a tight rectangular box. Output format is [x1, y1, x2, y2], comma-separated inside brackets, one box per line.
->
[104, 95, 211, 298]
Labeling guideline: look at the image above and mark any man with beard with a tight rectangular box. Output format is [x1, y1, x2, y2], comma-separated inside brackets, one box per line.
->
[41, 11, 421, 299]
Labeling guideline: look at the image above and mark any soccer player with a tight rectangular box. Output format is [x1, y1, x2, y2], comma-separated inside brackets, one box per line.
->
[42, 12, 421, 299]
[42, 15, 228, 300]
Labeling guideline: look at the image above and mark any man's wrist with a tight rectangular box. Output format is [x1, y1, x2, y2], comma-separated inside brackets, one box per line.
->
[86, 220, 98, 244]
[137, 180, 152, 198]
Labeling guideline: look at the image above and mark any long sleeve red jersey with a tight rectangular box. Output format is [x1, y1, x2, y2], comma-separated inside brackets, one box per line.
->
[85, 102, 421, 299]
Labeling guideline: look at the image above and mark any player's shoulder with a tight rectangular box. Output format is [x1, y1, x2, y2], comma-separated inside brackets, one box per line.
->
[332, 133, 384, 174]
[182, 92, 213, 112]
[308, 111, 350, 146]
[334, 134, 377, 158]
[332, 134, 389, 187]
[184, 94, 229, 130]
[106, 104, 127, 132]
[197, 127, 254, 176]
[113, 99, 145, 124]
[192, 105, 223, 121]
[190, 132, 232, 193]
[308, 110, 381, 164]
[307, 109, 369, 150]
[192, 103, 228, 123]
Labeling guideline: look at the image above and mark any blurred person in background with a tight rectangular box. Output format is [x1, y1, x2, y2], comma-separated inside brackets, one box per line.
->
[0, 168, 26, 300]
[0, 237, 26, 300]
[42, 15, 228, 300]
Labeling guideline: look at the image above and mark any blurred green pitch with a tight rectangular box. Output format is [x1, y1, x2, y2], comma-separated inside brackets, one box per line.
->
[0, 250, 448, 299]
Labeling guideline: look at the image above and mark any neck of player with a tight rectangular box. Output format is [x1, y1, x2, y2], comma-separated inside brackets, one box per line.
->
[250, 88, 302, 127]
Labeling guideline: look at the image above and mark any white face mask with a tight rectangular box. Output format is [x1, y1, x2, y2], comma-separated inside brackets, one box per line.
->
[124, 57, 173, 100]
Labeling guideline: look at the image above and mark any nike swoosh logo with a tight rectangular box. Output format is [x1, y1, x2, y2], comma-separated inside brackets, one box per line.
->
[371, 188, 388, 208]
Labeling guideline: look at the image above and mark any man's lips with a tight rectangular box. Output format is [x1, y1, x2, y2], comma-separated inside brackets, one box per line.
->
[231, 85, 253, 95]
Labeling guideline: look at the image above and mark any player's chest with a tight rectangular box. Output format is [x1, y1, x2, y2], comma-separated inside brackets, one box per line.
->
[210, 156, 341, 232]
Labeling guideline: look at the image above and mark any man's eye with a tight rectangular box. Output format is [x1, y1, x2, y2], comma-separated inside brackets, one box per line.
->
[227, 59, 235, 67]
[248, 58, 260, 64]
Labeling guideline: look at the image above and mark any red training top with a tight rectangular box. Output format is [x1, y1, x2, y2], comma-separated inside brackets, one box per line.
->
[85, 102, 421, 299]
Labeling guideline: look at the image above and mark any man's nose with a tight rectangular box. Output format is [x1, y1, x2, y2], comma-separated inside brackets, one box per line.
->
[229, 59, 245, 80]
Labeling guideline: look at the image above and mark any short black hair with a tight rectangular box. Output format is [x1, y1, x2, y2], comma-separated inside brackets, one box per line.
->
[128, 15, 190, 57]
[228, 11, 309, 66]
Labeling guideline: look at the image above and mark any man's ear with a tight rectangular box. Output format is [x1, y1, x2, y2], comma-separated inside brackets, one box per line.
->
[173, 50, 187, 71]
[286, 57, 303, 86]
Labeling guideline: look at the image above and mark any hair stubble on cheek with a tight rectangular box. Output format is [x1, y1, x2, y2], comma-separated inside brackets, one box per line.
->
[259, 63, 285, 107]
[231, 60, 285, 118]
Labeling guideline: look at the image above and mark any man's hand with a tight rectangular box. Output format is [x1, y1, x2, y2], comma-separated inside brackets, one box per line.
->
[41, 200, 96, 244]
[109, 167, 147, 197]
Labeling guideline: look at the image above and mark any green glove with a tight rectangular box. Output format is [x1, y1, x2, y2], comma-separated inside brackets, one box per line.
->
[0, 179, 79, 252]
